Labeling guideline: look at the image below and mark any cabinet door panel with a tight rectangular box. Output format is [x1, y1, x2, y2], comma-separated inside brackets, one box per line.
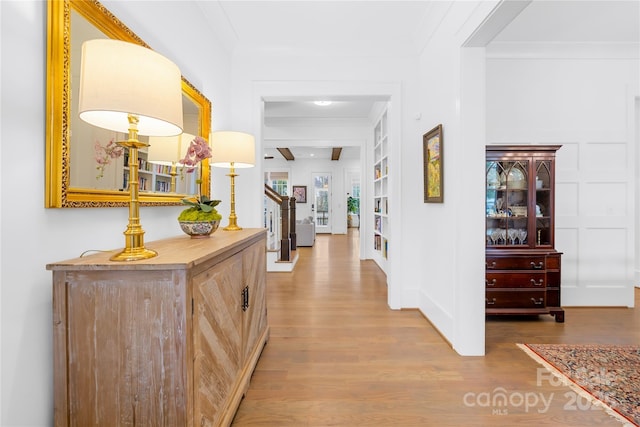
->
[64, 270, 188, 426]
[242, 241, 268, 362]
[193, 253, 243, 426]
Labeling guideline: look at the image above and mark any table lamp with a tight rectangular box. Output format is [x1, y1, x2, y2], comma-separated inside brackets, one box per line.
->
[78, 39, 183, 261]
[210, 131, 255, 231]
[148, 132, 195, 193]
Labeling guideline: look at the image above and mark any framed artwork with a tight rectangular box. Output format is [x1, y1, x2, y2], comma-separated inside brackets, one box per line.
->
[423, 124, 443, 203]
[292, 185, 307, 203]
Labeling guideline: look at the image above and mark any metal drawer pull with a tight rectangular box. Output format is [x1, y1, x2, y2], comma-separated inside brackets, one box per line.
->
[486, 261, 496, 269]
[486, 298, 496, 306]
[530, 298, 544, 306]
[486, 279, 497, 287]
[530, 279, 544, 286]
[530, 261, 544, 269]
[242, 286, 249, 311]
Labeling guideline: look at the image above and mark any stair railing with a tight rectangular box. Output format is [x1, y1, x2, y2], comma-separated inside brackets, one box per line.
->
[264, 184, 297, 261]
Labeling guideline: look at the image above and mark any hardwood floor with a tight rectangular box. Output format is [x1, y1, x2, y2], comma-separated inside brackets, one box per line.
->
[232, 229, 639, 426]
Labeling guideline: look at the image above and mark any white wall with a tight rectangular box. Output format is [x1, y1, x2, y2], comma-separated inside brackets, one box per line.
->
[0, 1, 233, 425]
[486, 42, 639, 307]
[412, 1, 498, 356]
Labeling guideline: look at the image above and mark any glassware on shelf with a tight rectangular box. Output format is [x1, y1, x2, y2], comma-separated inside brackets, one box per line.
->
[487, 228, 494, 245]
[491, 229, 502, 245]
[518, 229, 527, 245]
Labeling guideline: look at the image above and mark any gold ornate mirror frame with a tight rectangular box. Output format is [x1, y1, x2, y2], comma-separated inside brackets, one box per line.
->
[45, 0, 211, 208]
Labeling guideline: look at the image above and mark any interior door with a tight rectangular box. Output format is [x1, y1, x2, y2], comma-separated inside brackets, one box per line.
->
[313, 172, 331, 233]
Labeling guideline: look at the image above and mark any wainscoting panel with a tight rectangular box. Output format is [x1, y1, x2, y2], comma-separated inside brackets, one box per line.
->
[486, 48, 636, 307]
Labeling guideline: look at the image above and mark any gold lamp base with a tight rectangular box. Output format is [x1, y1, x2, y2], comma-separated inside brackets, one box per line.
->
[110, 247, 158, 262]
[109, 114, 158, 261]
[223, 165, 242, 231]
[223, 213, 242, 231]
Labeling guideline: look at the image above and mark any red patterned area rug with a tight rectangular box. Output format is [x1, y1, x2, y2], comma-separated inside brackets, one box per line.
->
[518, 343, 640, 426]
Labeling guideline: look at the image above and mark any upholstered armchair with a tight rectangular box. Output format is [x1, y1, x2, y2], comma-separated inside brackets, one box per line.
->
[296, 217, 315, 247]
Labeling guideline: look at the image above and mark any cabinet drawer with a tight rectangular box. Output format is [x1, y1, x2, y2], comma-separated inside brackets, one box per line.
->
[486, 272, 545, 288]
[486, 256, 545, 271]
[486, 290, 546, 308]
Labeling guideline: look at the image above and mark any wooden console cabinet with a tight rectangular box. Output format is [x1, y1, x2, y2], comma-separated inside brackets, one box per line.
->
[47, 229, 268, 426]
[485, 145, 564, 322]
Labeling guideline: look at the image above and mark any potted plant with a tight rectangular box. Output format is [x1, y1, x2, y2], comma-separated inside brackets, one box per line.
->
[176, 136, 222, 238]
[347, 196, 359, 228]
[178, 195, 223, 238]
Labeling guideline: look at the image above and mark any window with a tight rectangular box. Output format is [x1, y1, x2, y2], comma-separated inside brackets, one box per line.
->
[350, 182, 360, 215]
[265, 171, 288, 196]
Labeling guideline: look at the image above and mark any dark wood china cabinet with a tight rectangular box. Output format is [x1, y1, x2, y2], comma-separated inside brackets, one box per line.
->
[485, 145, 564, 322]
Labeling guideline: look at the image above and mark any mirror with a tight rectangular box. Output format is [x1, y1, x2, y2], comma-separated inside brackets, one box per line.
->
[45, 0, 211, 207]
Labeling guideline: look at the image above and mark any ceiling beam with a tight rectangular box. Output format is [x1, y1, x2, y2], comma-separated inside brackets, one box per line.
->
[277, 147, 295, 161]
[331, 147, 342, 161]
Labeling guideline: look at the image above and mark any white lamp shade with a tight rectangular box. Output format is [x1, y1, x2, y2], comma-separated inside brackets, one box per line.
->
[78, 39, 183, 137]
[147, 133, 196, 166]
[210, 131, 255, 168]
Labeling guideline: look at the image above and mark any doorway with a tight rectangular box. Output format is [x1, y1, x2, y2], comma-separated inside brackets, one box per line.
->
[312, 172, 331, 233]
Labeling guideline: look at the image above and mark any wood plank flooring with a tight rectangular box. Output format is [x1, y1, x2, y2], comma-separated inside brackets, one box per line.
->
[232, 230, 639, 426]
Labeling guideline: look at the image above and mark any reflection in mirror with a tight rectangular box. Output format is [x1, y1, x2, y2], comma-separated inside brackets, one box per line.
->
[46, 0, 211, 207]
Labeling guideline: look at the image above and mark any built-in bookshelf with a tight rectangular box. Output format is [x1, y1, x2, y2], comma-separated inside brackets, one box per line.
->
[373, 107, 389, 269]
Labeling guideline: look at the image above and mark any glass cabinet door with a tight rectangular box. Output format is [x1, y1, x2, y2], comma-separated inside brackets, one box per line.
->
[486, 160, 529, 247]
[534, 160, 552, 246]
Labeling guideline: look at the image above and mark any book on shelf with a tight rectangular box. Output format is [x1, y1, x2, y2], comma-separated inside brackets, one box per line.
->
[155, 180, 171, 192]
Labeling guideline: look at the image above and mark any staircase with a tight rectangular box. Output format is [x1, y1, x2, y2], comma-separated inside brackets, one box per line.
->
[264, 184, 298, 272]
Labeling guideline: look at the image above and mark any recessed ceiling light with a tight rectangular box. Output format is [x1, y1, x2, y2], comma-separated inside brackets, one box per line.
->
[313, 101, 332, 106]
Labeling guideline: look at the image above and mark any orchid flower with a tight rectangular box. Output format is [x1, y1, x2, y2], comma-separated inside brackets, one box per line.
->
[179, 136, 212, 173]
[94, 139, 124, 179]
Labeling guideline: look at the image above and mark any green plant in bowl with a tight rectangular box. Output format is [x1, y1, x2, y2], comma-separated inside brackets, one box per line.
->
[178, 195, 223, 221]
[178, 196, 222, 238]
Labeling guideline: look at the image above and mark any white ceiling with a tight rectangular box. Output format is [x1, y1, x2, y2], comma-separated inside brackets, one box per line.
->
[209, 0, 640, 54]
[206, 1, 639, 160]
[493, 0, 639, 43]
[209, 1, 432, 56]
